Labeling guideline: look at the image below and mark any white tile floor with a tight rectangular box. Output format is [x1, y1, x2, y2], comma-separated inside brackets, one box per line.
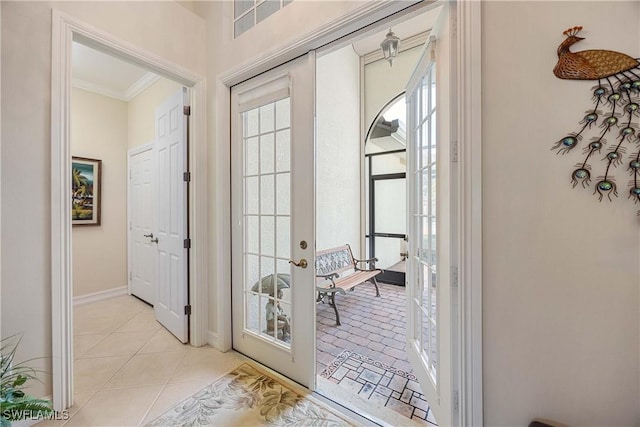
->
[37, 295, 246, 427]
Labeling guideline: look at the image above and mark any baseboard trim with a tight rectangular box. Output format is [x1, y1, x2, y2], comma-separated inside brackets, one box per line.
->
[207, 330, 221, 350]
[73, 286, 128, 306]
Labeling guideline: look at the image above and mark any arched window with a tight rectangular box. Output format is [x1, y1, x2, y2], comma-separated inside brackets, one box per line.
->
[364, 93, 407, 286]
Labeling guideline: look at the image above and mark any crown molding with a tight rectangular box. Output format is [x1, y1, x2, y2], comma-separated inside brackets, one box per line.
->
[71, 71, 160, 102]
[125, 72, 161, 100]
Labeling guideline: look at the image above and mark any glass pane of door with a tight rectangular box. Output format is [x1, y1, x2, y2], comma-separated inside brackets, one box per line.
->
[412, 64, 438, 383]
[242, 98, 293, 347]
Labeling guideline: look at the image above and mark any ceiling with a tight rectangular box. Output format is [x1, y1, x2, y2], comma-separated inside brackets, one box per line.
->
[72, 42, 160, 102]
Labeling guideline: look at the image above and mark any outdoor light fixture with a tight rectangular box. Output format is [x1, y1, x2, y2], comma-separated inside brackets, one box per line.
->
[380, 29, 400, 67]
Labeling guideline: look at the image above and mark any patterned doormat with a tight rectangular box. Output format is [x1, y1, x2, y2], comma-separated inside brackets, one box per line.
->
[320, 350, 438, 426]
[147, 363, 356, 426]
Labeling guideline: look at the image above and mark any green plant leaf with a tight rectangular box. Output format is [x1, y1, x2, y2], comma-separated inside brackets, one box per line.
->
[12, 375, 27, 387]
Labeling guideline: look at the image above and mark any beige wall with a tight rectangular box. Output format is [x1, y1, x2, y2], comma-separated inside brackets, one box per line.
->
[1, 0, 205, 397]
[128, 78, 183, 149]
[71, 88, 128, 297]
[482, 1, 639, 426]
[316, 46, 361, 254]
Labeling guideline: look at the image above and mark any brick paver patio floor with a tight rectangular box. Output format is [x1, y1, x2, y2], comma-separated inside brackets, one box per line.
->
[316, 281, 412, 376]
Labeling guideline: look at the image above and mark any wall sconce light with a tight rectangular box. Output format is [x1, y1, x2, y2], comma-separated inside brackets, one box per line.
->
[380, 29, 400, 67]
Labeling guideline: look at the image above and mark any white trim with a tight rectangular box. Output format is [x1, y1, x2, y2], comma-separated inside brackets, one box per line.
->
[51, 9, 208, 412]
[73, 286, 128, 306]
[456, 1, 483, 425]
[207, 330, 221, 349]
[124, 72, 161, 101]
[72, 77, 128, 101]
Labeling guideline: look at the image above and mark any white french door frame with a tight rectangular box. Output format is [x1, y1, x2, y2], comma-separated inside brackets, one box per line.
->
[51, 10, 209, 412]
[214, 2, 482, 425]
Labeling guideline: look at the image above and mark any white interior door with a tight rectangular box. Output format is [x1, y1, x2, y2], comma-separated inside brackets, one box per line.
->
[128, 144, 155, 305]
[155, 87, 189, 343]
[405, 5, 456, 426]
[231, 53, 316, 387]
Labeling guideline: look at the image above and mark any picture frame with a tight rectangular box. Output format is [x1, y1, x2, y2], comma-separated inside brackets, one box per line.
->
[72, 156, 102, 226]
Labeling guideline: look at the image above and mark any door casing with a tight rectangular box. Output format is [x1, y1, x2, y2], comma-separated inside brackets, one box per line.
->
[51, 9, 208, 411]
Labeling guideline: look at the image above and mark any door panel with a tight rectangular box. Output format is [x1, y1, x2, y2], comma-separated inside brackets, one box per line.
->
[129, 145, 155, 304]
[406, 4, 453, 426]
[231, 53, 316, 387]
[154, 88, 189, 343]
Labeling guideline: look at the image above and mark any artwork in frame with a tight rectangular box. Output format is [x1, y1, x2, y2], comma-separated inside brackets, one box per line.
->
[72, 157, 102, 226]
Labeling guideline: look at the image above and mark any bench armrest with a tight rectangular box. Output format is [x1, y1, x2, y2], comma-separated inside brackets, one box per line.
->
[354, 257, 378, 270]
[316, 272, 339, 288]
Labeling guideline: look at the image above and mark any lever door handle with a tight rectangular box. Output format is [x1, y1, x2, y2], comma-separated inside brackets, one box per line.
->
[289, 259, 308, 269]
[151, 237, 158, 244]
[144, 233, 154, 238]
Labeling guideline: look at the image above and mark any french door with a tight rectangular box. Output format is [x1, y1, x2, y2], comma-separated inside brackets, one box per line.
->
[405, 4, 456, 426]
[231, 53, 316, 387]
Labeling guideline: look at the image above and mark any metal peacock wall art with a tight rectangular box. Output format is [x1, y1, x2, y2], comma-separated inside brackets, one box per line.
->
[552, 26, 640, 206]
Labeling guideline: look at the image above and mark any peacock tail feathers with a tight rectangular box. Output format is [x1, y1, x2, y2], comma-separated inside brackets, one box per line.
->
[553, 27, 640, 210]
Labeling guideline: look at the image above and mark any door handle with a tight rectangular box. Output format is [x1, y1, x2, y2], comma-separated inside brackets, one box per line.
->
[151, 237, 158, 244]
[289, 259, 308, 269]
[144, 233, 154, 238]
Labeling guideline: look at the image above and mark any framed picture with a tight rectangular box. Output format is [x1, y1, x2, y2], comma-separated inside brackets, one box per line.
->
[72, 157, 102, 226]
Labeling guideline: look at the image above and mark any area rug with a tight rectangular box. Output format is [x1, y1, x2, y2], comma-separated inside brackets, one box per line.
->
[147, 363, 356, 426]
[320, 350, 437, 426]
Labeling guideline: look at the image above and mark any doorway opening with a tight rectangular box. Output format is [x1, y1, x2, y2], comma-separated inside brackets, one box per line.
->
[51, 10, 208, 411]
[70, 38, 192, 402]
[314, 6, 441, 426]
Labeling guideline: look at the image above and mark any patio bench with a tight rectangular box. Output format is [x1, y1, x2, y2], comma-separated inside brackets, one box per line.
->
[315, 244, 382, 326]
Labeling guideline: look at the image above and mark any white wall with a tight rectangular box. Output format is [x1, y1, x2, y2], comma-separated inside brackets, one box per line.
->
[364, 46, 421, 135]
[1, 0, 205, 398]
[482, 2, 640, 426]
[128, 77, 183, 149]
[71, 88, 128, 297]
[316, 46, 361, 254]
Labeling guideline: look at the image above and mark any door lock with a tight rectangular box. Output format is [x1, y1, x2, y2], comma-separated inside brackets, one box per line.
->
[144, 233, 154, 238]
[289, 259, 308, 269]
[400, 252, 409, 260]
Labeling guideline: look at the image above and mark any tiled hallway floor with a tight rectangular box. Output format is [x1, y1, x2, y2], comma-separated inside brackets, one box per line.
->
[37, 295, 246, 427]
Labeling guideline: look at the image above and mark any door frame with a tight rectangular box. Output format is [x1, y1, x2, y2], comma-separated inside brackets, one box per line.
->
[127, 142, 155, 300]
[214, 1, 482, 425]
[50, 9, 209, 411]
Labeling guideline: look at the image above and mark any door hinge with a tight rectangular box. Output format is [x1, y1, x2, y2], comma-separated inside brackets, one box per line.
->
[184, 238, 191, 249]
[451, 140, 459, 163]
[451, 266, 459, 287]
[453, 390, 459, 411]
[184, 305, 192, 315]
[183, 106, 191, 116]
[183, 172, 191, 182]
